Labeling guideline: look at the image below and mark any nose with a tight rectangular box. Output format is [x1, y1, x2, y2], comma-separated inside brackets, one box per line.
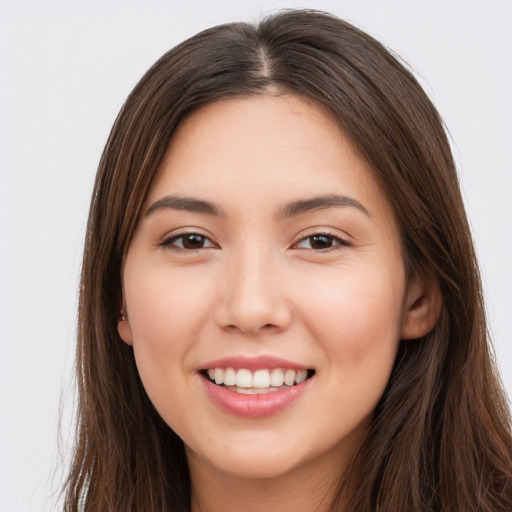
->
[213, 246, 292, 335]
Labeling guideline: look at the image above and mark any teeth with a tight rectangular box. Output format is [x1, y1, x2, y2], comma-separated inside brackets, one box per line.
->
[214, 368, 224, 385]
[205, 367, 311, 389]
[224, 367, 236, 386]
[236, 368, 253, 388]
[284, 369, 296, 386]
[270, 368, 284, 387]
[253, 369, 270, 388]
[295, 369, 308, 384]
[233, 387, 281, 394]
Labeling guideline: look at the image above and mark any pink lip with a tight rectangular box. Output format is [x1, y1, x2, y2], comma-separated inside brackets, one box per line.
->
[201, 375, 312, 419]
[199, 355, 310, 371]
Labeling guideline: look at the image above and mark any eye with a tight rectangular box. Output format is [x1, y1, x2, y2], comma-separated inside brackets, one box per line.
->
[294, 233, 350, 251]
[161, 233, 216, 251]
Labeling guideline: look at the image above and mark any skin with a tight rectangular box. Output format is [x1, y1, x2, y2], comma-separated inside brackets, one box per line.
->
[118, 95, 439, 512]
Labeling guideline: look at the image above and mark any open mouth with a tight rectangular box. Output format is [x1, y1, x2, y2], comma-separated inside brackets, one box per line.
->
[201, 367, 316, 395]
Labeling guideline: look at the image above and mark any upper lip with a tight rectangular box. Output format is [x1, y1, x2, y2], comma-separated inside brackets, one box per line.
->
[199, 355, 311, 371]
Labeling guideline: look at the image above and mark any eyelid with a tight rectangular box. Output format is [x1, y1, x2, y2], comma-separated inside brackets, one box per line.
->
[291, 230, 351, 251]
[156, 227, 350, 252]
[158, 229, 218, 251]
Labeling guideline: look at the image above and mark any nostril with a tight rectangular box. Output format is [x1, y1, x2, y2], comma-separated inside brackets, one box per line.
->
[223, 322, 280, 334]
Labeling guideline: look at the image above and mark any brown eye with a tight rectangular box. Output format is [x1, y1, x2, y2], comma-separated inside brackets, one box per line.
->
[161, 233, 215, 250]
[295, 233, 350, 251]
[182, 234, 207, 249]
[309, 235, 334, 249]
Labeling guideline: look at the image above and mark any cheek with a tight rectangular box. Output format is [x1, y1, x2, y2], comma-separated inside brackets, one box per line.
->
[122, 266, 217, 428]
[297, 264, 405, 364]
[123, 265, 214, 379]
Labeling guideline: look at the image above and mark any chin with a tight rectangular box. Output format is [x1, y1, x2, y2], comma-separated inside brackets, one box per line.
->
[186, 438, 309, 480]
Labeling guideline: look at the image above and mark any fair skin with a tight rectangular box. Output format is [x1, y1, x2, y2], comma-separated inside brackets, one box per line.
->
[118, 94, 439, 512]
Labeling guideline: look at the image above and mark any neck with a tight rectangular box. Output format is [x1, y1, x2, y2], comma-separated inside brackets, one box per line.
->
[187, 448, 354, 512]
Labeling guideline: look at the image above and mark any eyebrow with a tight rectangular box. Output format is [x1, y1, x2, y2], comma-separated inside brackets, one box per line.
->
[145, 193, 371, 219]
[146, 194, 225, 217]
[277, 194, 371, 218]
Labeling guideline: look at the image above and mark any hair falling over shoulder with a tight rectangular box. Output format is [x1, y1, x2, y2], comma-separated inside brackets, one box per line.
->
[63, 9, 512, 511]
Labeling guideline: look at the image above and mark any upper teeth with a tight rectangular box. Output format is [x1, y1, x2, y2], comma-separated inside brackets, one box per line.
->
[207, 368, 308, 388]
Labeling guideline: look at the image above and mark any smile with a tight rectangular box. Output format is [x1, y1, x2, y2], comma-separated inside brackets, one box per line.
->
[204, 367, 315, 394]
[198, 356, 315, 417]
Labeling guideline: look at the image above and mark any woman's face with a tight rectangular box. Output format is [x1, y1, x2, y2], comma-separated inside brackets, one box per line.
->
[119, 95, 418, 483]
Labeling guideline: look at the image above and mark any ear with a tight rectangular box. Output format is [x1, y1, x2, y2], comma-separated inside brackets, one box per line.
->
[117, 307, 134, 346]
[401, 271, 442, 340]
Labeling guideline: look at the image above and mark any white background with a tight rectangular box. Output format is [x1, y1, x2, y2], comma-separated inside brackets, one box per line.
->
[1, 1, 511, 510]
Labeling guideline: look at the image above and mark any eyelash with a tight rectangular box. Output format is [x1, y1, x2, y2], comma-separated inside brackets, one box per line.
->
[293, 231, 351, 251]
[159, 231, 350, 252]
[159, 232, 216, 251]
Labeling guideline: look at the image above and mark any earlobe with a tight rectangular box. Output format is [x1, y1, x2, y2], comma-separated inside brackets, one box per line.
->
[118, 309, 134, 346]
[401, 272, 442, 340]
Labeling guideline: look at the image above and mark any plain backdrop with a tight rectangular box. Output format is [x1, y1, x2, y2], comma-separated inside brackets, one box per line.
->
[1, 1, 511, 510]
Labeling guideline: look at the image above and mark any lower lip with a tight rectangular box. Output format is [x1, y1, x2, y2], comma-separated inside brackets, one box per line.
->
[201, 376, 312, 418]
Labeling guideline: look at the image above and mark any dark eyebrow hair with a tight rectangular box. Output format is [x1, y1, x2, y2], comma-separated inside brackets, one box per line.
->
[145, 193, 370, 219]
[145, 194, 225, 217]
[277, 194, 371, 218]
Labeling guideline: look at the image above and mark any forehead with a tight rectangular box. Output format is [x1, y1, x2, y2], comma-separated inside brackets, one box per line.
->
[146, 94, 392, 223]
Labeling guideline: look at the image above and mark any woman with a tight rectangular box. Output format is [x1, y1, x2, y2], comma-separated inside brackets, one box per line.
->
[64, 9, 512, 511]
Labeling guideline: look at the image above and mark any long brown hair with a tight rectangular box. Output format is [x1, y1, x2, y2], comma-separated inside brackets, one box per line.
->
[64, 9, 512, 511]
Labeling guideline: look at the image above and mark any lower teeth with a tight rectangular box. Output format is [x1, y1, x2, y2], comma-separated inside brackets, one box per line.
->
[224, 385, 291, 394]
